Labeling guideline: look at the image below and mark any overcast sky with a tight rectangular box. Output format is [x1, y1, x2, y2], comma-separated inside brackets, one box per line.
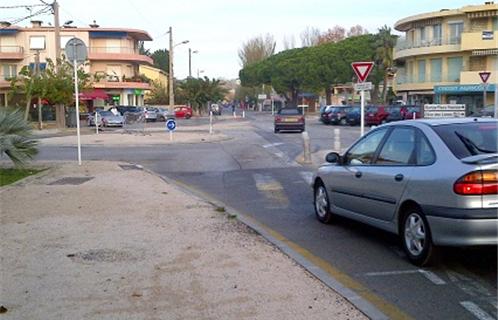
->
[3, 0, 476, 79]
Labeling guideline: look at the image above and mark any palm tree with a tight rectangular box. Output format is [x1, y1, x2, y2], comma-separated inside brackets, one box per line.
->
[0, 108, 38, 166]
[376, 26, 398, 103]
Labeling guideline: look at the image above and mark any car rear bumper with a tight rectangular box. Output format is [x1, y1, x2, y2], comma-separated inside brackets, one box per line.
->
[425, 206, 498, 246]
[275, 123, 305, 131]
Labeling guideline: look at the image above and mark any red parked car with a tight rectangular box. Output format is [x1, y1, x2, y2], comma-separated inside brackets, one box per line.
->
[174, 106, 193, 119]
[365, 105, 390, 125]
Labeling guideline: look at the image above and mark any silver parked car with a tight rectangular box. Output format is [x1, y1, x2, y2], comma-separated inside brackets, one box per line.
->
[313, 118, 498, 266]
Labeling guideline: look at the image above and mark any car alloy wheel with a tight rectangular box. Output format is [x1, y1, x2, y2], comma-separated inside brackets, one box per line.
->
[401, 209, 435, 266]
[314, 183, 333, 223]
[340, 118, 347, 125]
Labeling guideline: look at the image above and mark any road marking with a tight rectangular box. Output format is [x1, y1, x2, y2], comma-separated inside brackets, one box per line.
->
[299, 171, 314, 185]
[262, 142, 284, 148]
[364, 269, 446, 285]
[460, 301, 496, 320]
[253, 174, 289, 208]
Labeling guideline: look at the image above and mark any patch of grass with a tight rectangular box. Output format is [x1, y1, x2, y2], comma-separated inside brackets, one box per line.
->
[227, 213, 237, 219]
[0, 168, 43, 186]
[215, 206, 226, 213]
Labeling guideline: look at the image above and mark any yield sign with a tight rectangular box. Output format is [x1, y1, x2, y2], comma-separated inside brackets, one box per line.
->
[351, 61, 374, 82]
[479, 71, 491, 83]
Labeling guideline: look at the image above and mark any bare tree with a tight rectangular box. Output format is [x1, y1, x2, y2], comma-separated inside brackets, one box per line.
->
[347, 25, 369, 37]
[282, 34, 296, 50]
[300, 26, 321, 47]
[318, 25, 346, 44]
[238, 34, 276, 67]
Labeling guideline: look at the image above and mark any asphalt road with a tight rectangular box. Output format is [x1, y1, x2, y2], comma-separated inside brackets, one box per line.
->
[35, 111, 497, 320]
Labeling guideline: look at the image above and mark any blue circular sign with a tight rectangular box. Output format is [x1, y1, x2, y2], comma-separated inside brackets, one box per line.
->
[166, 119, 176, 131]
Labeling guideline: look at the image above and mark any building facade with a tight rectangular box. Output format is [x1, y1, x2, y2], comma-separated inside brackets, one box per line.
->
[393, 2, 498, 114]
[0, 20, 154, 108]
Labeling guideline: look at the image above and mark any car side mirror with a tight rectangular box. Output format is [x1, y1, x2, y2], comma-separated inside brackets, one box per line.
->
[325, 152, 341, 164]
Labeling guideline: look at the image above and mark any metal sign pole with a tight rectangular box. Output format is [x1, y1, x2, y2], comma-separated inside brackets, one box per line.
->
[74, 59, 82, 165]
[95, 110, 99, 134]
[360, 89, 365, 137]
[483, 82, 487, 113]
[209, 110, 213, 134]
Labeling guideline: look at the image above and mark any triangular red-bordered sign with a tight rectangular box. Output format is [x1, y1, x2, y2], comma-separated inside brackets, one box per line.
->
[351, 62, 374, 82]
[479, 71, 491, 83]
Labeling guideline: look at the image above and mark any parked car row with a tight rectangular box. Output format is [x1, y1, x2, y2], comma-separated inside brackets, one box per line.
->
[320, 105, 423, 126]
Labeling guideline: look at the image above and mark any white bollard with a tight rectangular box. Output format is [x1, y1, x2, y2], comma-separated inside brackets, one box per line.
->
[233, 111, 236, 118]
[209, 111, 213, 135]
[302, 131, 312, 164]
[95, 110, 99, 135]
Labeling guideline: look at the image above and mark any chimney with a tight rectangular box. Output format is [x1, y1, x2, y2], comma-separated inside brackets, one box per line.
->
[31, 20, 42, 28]
[0, 21, 11, 28]
[89, 20, 99, 28]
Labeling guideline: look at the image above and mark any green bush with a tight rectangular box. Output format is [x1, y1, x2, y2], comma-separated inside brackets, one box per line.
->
[0, 108, 38, 166]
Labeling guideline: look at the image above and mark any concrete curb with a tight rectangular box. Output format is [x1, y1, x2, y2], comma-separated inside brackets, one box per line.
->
[154, 170, 390, 320]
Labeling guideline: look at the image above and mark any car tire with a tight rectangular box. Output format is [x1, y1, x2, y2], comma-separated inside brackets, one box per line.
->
[381, 119, 387, 124]
[185, 115, 191, 119]
[274, 128, 279, 133]
[314, 181, 334, 224]
[400, 207, 436, 266]
[340, 118, 347, 126]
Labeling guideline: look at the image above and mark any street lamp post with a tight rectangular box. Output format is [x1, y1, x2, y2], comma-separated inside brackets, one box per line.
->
[188, 48, 198, 78]
[197, 69, 204, 78]
[167, 26, 189, 112]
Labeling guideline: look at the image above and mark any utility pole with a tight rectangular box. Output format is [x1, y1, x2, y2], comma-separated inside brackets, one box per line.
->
[52, 0, 65, 128]
[168, 26, 174, 113]
[35, 50, 43, 130]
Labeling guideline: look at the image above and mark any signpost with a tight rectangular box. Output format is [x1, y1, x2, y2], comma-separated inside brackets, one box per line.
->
[65, 38, 87, 166]
[479, 71, 491, 112]
[352, 61, 374, 136]
[166, 118, 176, 141]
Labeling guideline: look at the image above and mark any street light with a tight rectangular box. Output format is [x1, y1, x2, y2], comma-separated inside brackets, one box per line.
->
[189, 48, 198, 78]
[167, 26, 189, 112]
[197, 69, 204, 78]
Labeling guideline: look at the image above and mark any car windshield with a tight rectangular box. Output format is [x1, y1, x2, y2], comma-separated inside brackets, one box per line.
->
[278, 108, 301, 115]
[99, 111, 113, 116]
[433, 122, 498, 158]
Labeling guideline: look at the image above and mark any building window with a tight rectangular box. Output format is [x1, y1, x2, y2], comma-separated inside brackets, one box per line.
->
[430, 58, 442, 82]
[2, 64, 17, 79]
[493, 17, 498, 31]
[448, 22, 464, 44]
[447, 57, 463, 82]
[420, 27, 426, 45]
[408, 61, 414, 83]
[418, 60, 426, 83]
[432, 24, 442, 45]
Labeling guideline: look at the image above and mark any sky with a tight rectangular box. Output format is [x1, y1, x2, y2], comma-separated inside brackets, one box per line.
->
[2, 0, 478, 79]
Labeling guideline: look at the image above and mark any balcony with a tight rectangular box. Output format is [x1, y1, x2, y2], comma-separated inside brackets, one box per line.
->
[88, 47, 153, 65]
[0, 46, 24, 60]
[91, 73, 152, 90]
[394, 37, 461, 60]
[461, 31, 498, 51]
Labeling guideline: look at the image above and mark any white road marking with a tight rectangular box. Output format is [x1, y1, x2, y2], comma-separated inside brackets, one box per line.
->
[418, 270, 446, 285]
[364, 269, 446, 285]
[460, 301, 496, 320]
[262, 142, 284, 148]
[299, 171, 314, 185]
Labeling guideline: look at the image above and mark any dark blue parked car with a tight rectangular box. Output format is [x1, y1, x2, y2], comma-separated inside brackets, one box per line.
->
[345, 106, 361, 126]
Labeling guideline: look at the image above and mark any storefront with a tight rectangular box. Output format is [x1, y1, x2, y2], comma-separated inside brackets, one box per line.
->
[434, 84, 496, 115]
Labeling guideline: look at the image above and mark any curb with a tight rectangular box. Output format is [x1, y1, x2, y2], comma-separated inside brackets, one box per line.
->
[154, 170, 391, 320]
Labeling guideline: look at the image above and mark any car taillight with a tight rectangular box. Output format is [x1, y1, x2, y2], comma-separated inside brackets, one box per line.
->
[299, 116, 304, 122]
[275, 116, 282, 121]
[454, 170, 498, 195]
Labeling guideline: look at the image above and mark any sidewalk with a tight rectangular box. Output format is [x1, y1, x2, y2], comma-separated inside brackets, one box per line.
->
[0, 162, 366, 319]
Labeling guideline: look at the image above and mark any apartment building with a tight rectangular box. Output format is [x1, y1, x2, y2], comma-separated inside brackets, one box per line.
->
[0, 20, 154, 108]
[393, 2, 498, 114]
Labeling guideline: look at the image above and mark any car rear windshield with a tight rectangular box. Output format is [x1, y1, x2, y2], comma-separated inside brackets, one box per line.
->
[432, 122, 498, 159]
[279, 109, 301, 115]
[99, 111, 113, 116]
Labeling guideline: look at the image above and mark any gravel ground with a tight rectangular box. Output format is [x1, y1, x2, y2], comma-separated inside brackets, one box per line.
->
[0, 162, 366, 320]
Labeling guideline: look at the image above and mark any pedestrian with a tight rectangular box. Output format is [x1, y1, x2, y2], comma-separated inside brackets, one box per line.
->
[232, 101, 236, 113]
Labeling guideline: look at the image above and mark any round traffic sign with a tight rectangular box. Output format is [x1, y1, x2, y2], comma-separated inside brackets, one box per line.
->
[65, 38, 88, 64]
[166, 119, 177, 131]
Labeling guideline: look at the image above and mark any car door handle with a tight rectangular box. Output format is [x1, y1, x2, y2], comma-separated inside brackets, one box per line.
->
[355, 171, 362, 178]
[394, 174, 404, 181]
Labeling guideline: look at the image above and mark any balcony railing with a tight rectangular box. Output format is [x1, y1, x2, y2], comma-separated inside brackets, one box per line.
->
[89, 47, 140, 54]
[395, 36, 461, 52]
[0, 46, 24, 54]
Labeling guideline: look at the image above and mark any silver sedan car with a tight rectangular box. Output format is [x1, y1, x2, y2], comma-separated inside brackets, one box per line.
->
[313, 118, 498, 266]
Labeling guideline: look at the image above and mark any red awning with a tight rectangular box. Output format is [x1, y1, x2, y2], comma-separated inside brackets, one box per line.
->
[79, 89, 109, 100]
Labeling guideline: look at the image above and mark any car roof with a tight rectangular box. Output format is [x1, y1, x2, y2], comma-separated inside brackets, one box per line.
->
[381, 117, 498, 128]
